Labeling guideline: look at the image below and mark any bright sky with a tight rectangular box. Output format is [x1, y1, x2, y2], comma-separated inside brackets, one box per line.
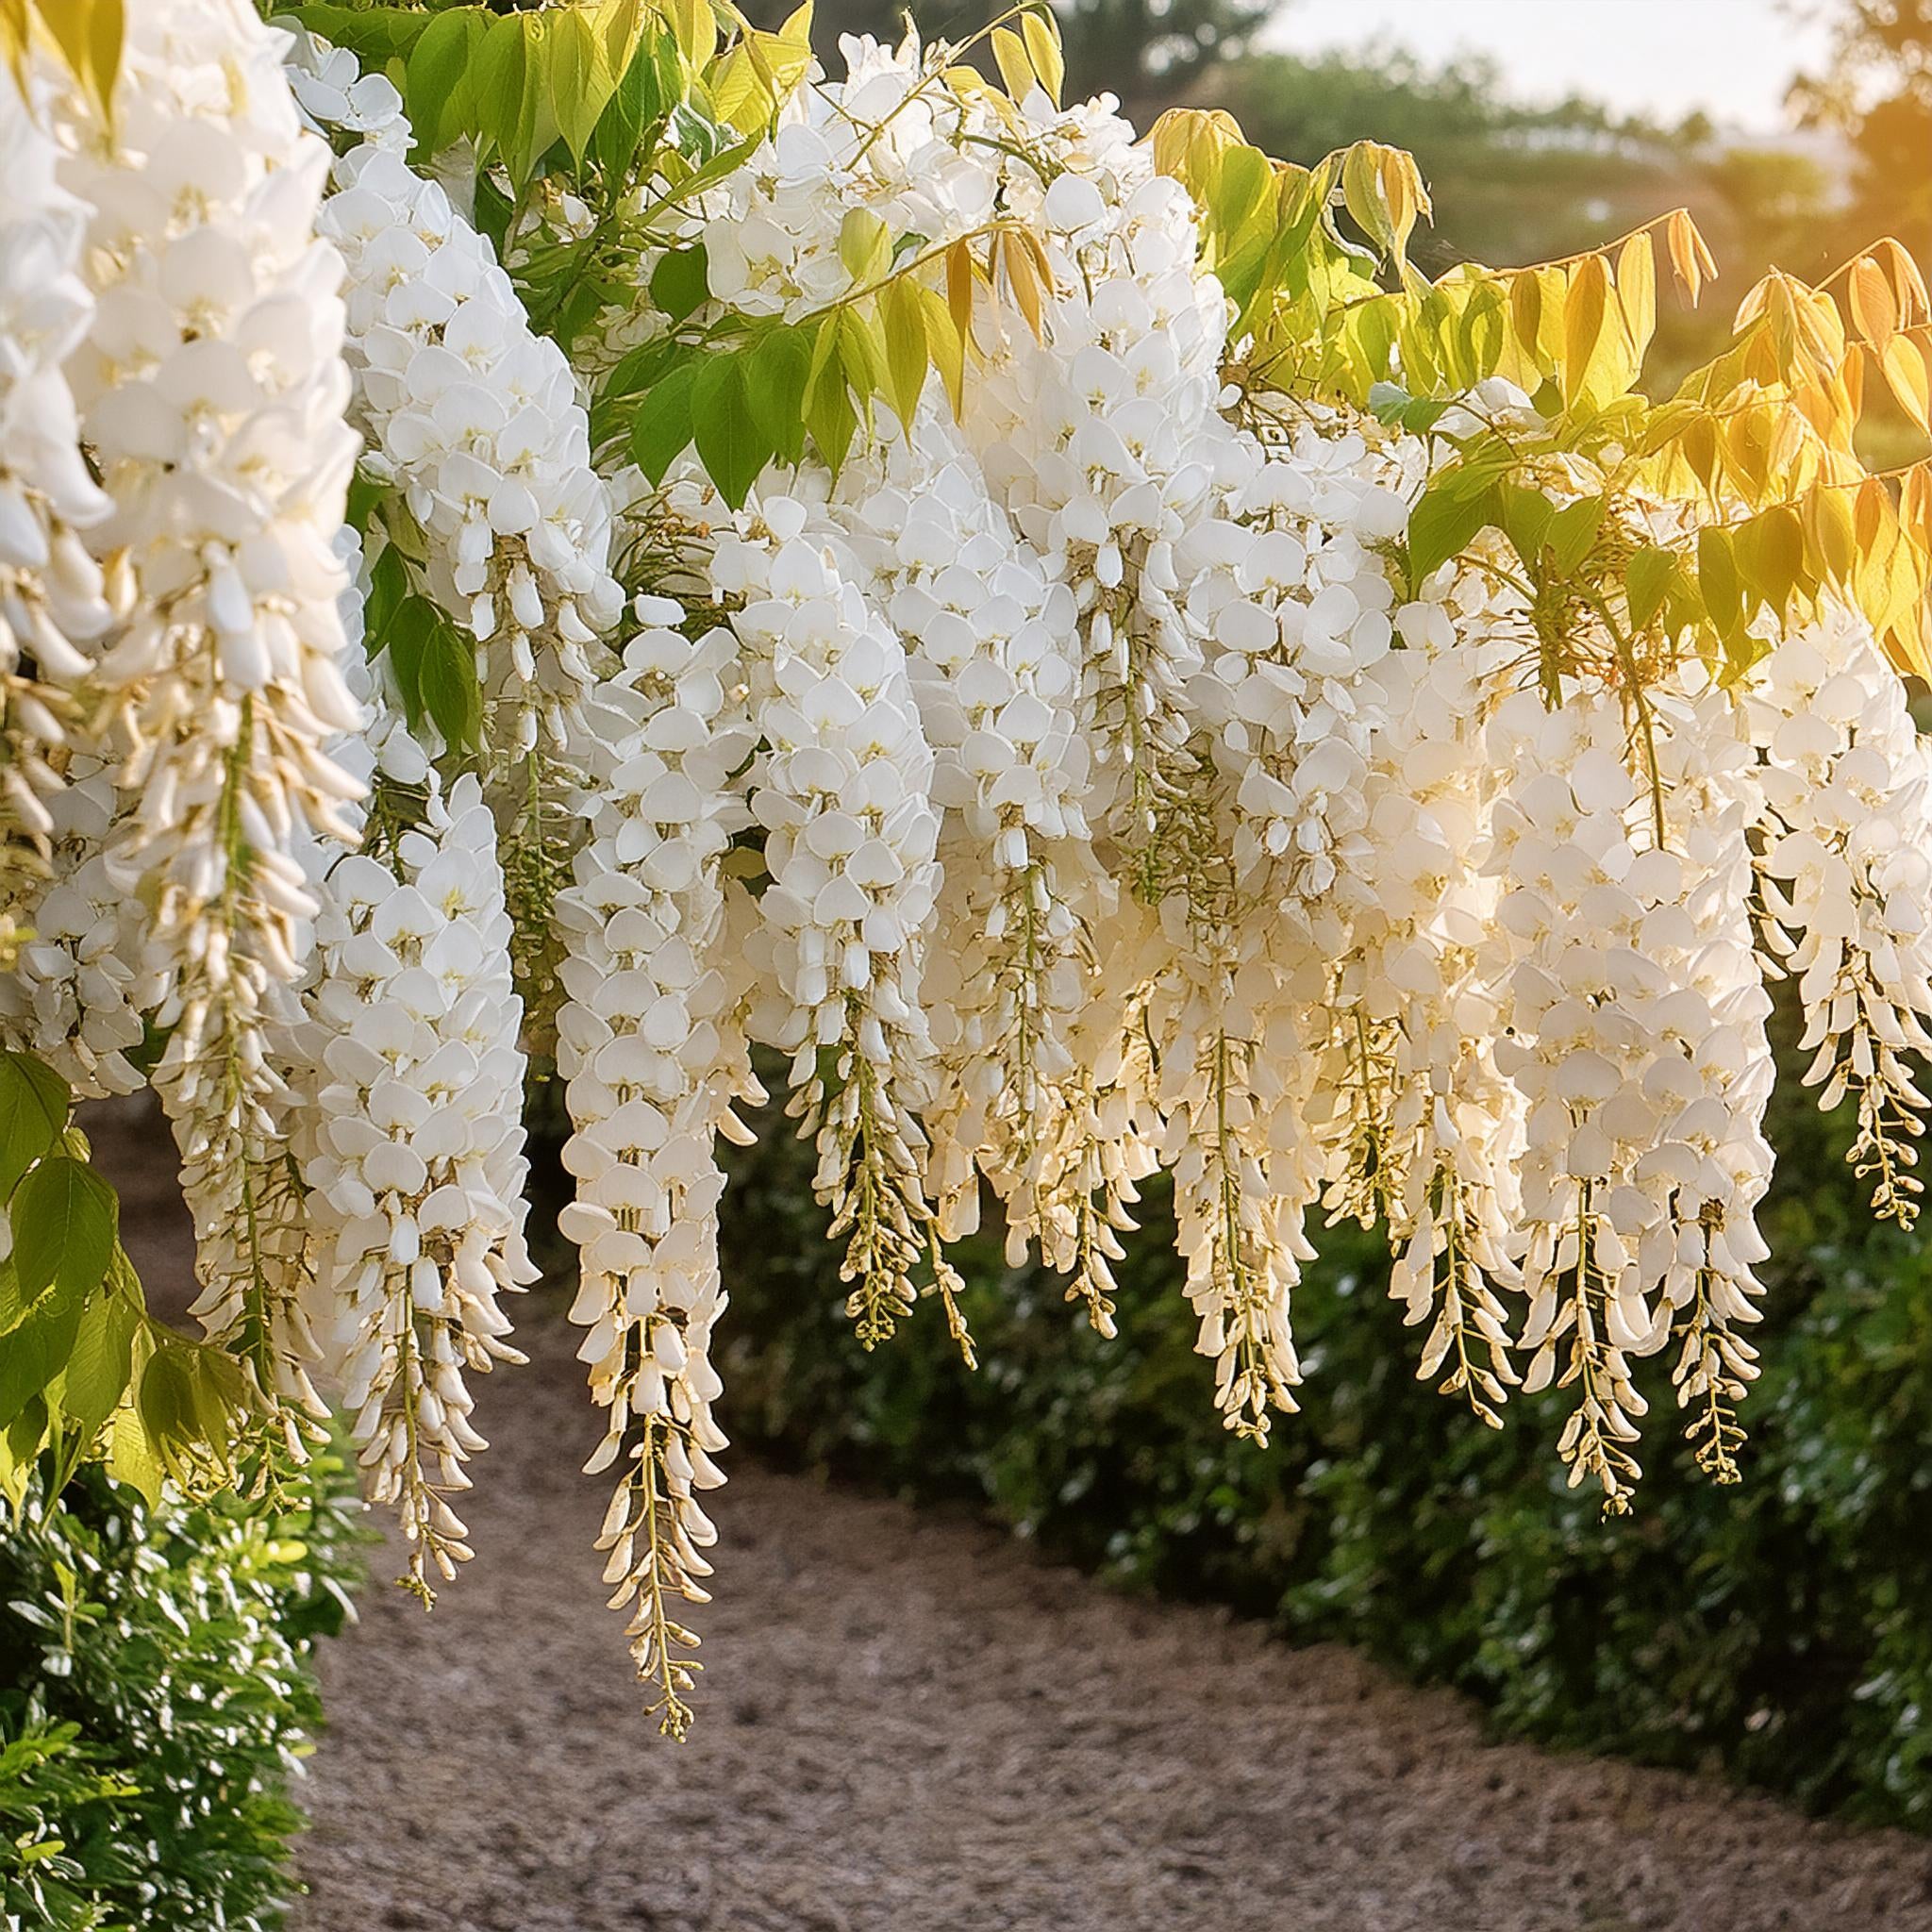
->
[1265, 0, 1836, 131]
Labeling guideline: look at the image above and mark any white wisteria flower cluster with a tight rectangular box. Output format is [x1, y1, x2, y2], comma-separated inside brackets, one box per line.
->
[2, 11, 1928, 1733]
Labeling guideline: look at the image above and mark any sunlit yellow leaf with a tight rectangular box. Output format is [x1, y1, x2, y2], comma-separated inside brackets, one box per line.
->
[1001, 231, 1042, 341]
[947, 237, 974, 348]
[1020, 8, 1063, 107]
[1562, 255, 1608, 405]
[915, 282, 964, 417]
[1616, 232, 1657, 357]
[1664, 208, 1712, 306]
[990, 25, 1034, 102]
[1881, 330, 1932, 432]
[1849, 255, 1898, 348]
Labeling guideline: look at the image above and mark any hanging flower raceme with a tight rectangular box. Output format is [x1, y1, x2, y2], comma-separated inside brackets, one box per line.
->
[0, 69, 116, 963]
[553, 594, 757, 1738]
[1748, 607, 1932, 1229]
[716, 491, 966, 1356]
[963, 90, 1233, 853]
[56, 0, 362, 1434]
[1479, 667, 1775, 1506]
[300, 697, 535, 1598]
[291, 31, 625, 1039]
[1319, 594, 1525, 1427]
[827, 405, 1103, 1264]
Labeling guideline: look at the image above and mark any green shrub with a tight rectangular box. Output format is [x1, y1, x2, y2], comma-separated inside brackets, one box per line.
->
[719, 1038, 1932, 1828]
[0, 1455, 365, 1931]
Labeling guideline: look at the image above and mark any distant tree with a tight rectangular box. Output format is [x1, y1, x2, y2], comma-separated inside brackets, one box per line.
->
[1206, 49, 1695, 275]
[1789, 0, 1932, 260]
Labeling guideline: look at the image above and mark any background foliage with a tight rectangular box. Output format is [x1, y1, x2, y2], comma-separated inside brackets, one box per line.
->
[717, 1012, 1932, 1829]
[0, 1454, 365, 1931]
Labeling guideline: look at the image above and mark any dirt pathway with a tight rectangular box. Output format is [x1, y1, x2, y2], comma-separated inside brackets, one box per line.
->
[88, 1100, 1932, 1932]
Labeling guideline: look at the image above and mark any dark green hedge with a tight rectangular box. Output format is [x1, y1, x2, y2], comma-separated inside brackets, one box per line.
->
[0, 1455, 365, 1931]
[718, 1040, 1932, 1828]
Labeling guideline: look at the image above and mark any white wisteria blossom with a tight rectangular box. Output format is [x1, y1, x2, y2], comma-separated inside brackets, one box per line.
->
[1749, 607, 1932, 1228]
[291, 30, 625, 1037]
[718, 490, 965, 1355]
[554, 592, 756, 1736]
[56, 0, 362, 1429]
[301, 741, 535, 1597]
[4, 8, 1926, 1740]
[0, 69, 115, 959]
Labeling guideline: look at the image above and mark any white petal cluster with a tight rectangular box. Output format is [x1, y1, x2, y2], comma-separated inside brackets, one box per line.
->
[302, 753, 534, 1595]
[314, 141, 623, 758]
[291, 33, 625, 1038]
[1749, 606, 1932, 1226]
[554, 597, 755, 1737]
[1482, 675, 1773, 1502]
[55, 0, 361, 1425]
[1341, 607, 1525, 1417]
[0, 761, 153, 1098]
[700, 35, 998, 323]
[0, 80, 114, 956]
[963, 96, 1233, 843]
[828, 406, 1101, 1259]
[1196, 421, 1420, 905]
[715, 491, 963, 1352]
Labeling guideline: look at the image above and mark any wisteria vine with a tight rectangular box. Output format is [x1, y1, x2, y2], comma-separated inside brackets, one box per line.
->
[1, 0, 1929, 1734]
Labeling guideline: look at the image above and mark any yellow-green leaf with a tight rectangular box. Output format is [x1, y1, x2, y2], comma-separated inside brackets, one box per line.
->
[990, 25, 1034, 101]
[1019, 9, 1063, 106]
[878, 275, 928, 429]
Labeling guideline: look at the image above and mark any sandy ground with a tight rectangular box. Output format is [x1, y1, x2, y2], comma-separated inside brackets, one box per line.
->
[88, 1097, 1932, 1932]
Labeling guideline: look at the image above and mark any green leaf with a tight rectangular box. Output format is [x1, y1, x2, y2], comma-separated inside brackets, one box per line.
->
[591, 22, 674, 176]
[473, 9, 530, 171]
[138, 1343, 195, 1449]
[377, 593, 437, 723]
[837, 208, 891, 287]
[1699, 526, 1745, 644]
[691, 355, 772, 508]
[0, 1053, 68, 1201]
[345, 464, 389, 537]
[0, 1396, 49, 1507]
[746, 325, 813, 466]
[60, 1291, 138, 1433]
[1368, 381, 1411, 426]
[1210, 144, 1272, 245]
[1496, 485, 1555, 573]
[649, 244, 710, 325]
[1407, 474, 1498, 587]
[805, 353, 858, 473]
[1625, 544, 1679, 631]
[548, 8, 613, 165]
[631, 358, 699, 485]
[362, 543, 409, 653]
[0, 1260, 32, 1337]
[1546, 498, 1607, 576]
[291, 3, 433, 64]
[104, 1396, 164, 1507]
[12, 1155, 117, 1307]
[418, 622, 483, 756]
[878, 276, 929, 429]
[405, 6, 480, 157]
[0, 1286, 84, 1433]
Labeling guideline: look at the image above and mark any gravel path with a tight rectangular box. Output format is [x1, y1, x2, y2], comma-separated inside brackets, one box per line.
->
[89, 1098, 1932, 1932]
